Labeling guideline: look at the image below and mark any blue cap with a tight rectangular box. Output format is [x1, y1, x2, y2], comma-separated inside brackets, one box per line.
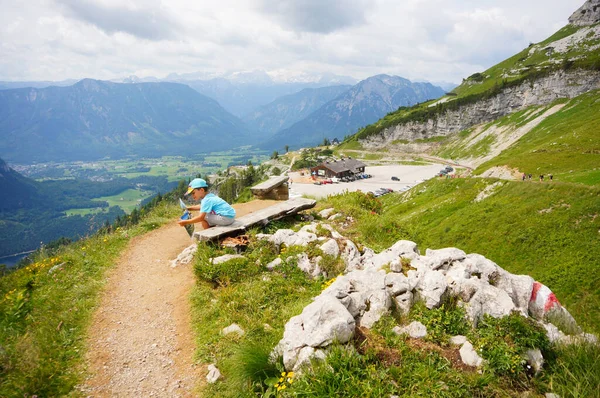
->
[186, 178, 208, 195]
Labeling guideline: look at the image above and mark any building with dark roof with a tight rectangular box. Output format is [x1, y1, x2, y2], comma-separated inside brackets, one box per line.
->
[310, 158, 366, 178]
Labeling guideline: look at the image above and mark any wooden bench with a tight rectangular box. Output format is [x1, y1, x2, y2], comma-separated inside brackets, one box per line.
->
[250, 175, 289, 200]
[192, 197, 316, 242]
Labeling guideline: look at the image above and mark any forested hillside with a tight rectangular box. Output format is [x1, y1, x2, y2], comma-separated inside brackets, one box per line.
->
[0, 158, 177, 258]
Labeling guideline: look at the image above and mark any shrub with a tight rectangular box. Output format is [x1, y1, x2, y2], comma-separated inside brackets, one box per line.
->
[472, 313, 550, 380]
[410, 300, 470, 344]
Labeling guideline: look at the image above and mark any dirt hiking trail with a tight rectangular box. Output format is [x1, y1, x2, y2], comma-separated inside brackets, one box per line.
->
[81, 200, 277, 397]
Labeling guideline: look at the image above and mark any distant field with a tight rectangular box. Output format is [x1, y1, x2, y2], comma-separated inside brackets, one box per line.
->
[97, 189, 154, 213]
[65, 208, 106, 216]
[65, 188, 155, 215]
[16, 152, 269, 182]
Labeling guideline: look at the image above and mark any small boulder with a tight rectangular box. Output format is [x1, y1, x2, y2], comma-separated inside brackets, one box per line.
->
[459, 341, 484, 367]
[222, 323, 245, 337]
[320, 239, 340, 258]
[206, 364, 221, 383]
[392, 321, 427, 339]
[319, 208, 336, 218]
[266, 257, 283, 271]
[525, 348, 544, 375]
[449, 335, 467, 346]
[211, 254, 245, 265]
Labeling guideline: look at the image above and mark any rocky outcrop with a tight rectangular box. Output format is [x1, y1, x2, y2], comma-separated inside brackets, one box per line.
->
[361, 70, 600, 150]
[569, 0, 600, 26]
[263, 222, 595, 372]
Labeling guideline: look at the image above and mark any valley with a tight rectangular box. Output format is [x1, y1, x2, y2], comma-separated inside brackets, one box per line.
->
[0, 151, 270, 262]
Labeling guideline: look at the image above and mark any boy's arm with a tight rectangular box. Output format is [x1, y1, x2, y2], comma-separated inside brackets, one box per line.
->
[178, 212, 206, 226]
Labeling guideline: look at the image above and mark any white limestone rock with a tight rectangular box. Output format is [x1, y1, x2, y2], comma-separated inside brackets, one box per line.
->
[211, 254, 245, 264]
[170, 244, 198, 268]
[319, 223, 344, 239]
[299, 223, 319, 234]
[526, 348, 544, 375]
[269, 229, 318, 248]
[266, 257, 283, 271]
[320, 239, 340, 258]
[449, 335, 467, 346]
[294, 346, 328, 372]
[385, 272, 410, 296]
[392, 321, 428, 339]
[459, 341, 484, 367]
[368, 240, 420, 270]
[341, 239, 362, 271]
[463, 254, 502, 283]
[415, 269, 448, 309]
[394, 291, 414, 315]
[319, 208, 336, 218]
[222, 323, 245, 336]
[296, 253, 322, 278]
[464, 283, 516, 324]
[495, 273, 534, 313]
[421, 247, 467, 271]
[359, 290, 392, 328]
[206, 364, 221, 383]
[276, 296, 355, 370]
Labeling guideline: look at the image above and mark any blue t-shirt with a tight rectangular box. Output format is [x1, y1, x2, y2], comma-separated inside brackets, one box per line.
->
[200, 193, 236, 218]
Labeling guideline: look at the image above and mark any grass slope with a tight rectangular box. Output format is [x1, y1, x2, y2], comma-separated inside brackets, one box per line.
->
[322, 180, 600, 333]
[0, 202, 179, 397]
[189, 189, 600, 398]
[475, 89, 600, 185]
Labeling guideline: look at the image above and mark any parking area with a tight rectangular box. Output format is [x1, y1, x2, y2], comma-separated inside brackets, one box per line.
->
[288, 164, 445, 199]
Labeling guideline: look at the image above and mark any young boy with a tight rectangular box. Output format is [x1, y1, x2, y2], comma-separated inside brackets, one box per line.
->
[177, 178, 236, 230]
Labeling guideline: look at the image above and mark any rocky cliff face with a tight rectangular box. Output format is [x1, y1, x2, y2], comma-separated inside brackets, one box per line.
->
[569, 0, 600, 26]
[361, 70, 600, 149]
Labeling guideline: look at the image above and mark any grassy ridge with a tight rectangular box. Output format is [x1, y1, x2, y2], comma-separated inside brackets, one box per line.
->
[474, 90, 600, 185]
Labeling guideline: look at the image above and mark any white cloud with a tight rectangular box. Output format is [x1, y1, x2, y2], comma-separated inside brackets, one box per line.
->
[0, 0, 586, 83]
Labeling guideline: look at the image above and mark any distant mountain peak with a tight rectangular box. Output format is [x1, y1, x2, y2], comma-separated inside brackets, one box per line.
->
[569, 0, 600, 26]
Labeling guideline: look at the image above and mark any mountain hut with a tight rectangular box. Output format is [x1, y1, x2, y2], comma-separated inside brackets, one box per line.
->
[310, 158, 366, 178]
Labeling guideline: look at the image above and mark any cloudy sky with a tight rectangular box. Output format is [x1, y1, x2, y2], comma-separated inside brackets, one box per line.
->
[0, 0, 585, 84]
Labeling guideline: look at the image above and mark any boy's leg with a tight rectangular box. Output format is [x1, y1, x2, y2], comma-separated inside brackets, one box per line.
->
[205, 214, 235, 227]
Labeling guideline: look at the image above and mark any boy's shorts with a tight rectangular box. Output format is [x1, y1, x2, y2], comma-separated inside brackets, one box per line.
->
[205, 214, 235, 226]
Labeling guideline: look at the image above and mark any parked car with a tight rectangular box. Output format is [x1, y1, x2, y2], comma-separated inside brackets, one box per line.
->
[391, 176, 400, 181]
[444, 166, 454, 172]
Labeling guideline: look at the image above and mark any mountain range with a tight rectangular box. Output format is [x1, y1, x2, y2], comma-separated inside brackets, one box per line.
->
[0, 79, 251, 163]
[263, 75, 446, 149]
[242, 85, 352, 137]
[0, 74, 445, 162]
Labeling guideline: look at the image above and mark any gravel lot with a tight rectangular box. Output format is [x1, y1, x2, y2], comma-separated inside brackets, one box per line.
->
[288, 164, 445, 199]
